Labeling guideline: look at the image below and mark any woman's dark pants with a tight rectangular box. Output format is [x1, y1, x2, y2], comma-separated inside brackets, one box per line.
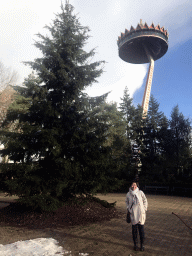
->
[132, 224, 145, 246]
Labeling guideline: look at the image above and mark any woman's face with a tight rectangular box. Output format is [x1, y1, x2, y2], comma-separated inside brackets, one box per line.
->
[131, 182, 137, 191]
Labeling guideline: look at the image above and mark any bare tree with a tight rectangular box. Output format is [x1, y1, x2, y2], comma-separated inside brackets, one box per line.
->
[0, 61, 19, 91]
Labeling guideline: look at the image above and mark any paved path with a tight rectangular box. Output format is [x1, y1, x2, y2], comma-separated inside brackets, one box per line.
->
[96, 194, 192, 256]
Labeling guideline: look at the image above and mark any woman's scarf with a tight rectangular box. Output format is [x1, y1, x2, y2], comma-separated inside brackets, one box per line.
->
[130, 187, 139, 196]
[129, 187, 140, 205]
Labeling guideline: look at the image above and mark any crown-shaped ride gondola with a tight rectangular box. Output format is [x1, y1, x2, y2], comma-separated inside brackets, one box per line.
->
[117, 19, 169, 116]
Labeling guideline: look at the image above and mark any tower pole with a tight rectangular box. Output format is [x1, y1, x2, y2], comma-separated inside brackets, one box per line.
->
[142, 45, 154, 118]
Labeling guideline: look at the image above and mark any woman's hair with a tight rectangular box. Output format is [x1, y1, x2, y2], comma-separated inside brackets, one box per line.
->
[130, 180, 139, 188]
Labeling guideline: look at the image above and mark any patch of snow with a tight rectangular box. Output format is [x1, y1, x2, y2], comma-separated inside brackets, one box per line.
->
[0, 238, 89, 256]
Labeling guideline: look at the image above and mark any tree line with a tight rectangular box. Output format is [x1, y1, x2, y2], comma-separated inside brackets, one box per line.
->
[0, 2, 191, 211]
[118, 88, 192, 190]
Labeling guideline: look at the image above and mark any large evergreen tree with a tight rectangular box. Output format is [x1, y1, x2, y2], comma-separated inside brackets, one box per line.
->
[0, 2, 121, 211]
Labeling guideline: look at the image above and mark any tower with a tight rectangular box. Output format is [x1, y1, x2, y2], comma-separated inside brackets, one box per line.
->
[117, 19, 169, 117]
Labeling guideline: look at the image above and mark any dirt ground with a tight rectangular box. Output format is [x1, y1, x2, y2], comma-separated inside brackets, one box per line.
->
[0, 193, 192, 256]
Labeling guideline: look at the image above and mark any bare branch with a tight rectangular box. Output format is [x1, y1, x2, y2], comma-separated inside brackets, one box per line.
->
[0, 61, 20, 91]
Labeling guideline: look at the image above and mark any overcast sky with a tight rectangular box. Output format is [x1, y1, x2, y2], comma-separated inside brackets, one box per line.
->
[0, 0, 192, 118]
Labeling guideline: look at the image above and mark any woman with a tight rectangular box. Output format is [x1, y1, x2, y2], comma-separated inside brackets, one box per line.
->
[125, 181, 148, 251]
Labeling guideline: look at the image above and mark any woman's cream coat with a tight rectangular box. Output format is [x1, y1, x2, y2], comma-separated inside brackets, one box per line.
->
[125, 189, 148, 225]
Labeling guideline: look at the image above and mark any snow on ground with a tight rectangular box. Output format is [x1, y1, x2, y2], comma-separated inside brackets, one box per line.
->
[0, 238, 89, 256]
